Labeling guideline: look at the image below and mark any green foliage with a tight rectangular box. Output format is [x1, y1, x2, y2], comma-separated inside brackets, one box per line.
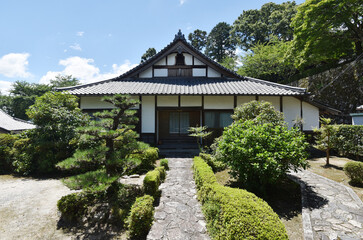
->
[11, 136, 34, 175]
[143, 169, 161, 198]
[220, 56, 237, 71]
[333, 125, 363, 160]
[193, 157, 288, 239]
[314, 117, 337, 165]
[57, 192, 96, 222]
[0, 134, 17, 173]
[344, 161, 363, 186]
[238, 38, 297, 82]
[141, 47, 156, 63]
[232, 100, 285, 126]
[188, 125, 212, 152]
[218, 120, 308, 192]
[49, 75, 80, 88]
[155, 166, 166, 182]
[291, 0, 362, 69]
[160, 159, 169, 170]
[232, 1, 297, 50]
[205, 22, 236, 62]
[188, 29, 207, 51]
[199, 153, 226, 173]
[127, 195, 154, 239]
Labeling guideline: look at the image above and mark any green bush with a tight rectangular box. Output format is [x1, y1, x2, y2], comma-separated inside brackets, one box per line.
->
[0, 133, 17, 173]
[11, 137, 34, 175]
[217, 120, 308, 192]
[127, 195, 154, 239]
[333, 125, 363, 160]
[57, 192, 96, 222]
[160, 159, 169, 170]
[344, 161, 363, 185]
[143, 169, 161, 198]
[129, 147, 159, 171]
[156, 166, 166, 182]
[199, 153, 226, 172]
[193, 157, 288, 239]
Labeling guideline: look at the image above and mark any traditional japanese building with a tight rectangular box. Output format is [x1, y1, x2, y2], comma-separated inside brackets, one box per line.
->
[60, 30, 330, 145]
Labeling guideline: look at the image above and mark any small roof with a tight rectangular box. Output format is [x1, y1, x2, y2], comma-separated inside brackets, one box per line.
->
[357, 105, 363, 112]
[0, 109, 35, 133]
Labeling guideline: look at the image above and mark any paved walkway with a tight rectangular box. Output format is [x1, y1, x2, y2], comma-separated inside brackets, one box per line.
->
[147, 158, 210, 240]
[290, 170, 363, 240]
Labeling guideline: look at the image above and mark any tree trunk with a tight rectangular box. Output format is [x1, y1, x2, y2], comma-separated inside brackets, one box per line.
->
[326, 148, 330, 166]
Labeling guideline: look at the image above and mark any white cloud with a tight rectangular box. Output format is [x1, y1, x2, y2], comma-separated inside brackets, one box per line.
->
[40, 56, 137, 85]
[77, 31, 84, 37]
[0, 80, 13, 95]
[0, 53, 32, 78]
[179, 0, 186, 5]
[69, 43, 82, 51]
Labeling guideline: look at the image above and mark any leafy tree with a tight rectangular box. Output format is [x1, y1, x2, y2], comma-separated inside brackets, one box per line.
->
[188, 29, 207, 51]
[141, 48, 157, 63]
[57, 95, 140, 191]
[0, 92, 13, 114]
[205, 22, 236, 62]
[188, 125, 212, 152]
[291, 0, 363, 69]
[220, 56, 238, 71]
[24, 92, 88, 174]
[237, 38, 297, 82]
[50, 75, 80, 88]
[232, 1, 297, 51]
[314, 117, 337, 165]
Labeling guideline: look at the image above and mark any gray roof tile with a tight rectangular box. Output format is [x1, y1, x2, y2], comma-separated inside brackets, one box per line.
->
[0, 110, 35, 132]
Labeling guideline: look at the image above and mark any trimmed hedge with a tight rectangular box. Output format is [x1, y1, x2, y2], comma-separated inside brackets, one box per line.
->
[333, 125, 363, 160]
[156, 166, 166, 182]
[143, 169, 161, 198]
[193, 157, 288, 240]
[127, 195, 154, 239]
[57, 192, 97, 222]
[344, 161, 363, 185]
[0, 133, 17, 173]
[199, 153, 226, 172]
[160, 159, 169, 170]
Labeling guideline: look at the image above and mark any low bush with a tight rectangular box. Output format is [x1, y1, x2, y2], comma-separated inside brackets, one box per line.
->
[11, 137, 34, 175]
[57, 192, 96, 222]
[160, 159, 169, 170]
[127, 195, 154, 239]
[193, 157, 288, 239]
[333, 125, 363, 161]
[0, 133, 17, 173]
[199, 153, 226, 172]
[143, 169, 161, 198]
[344, 161, 363, 185]
[156, 166, 166, 182]
[129, 147, 159, 172]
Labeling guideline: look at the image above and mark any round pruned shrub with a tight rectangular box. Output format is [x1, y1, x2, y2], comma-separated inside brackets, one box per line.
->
[143, 169, 161, 198]
[127, 195, 154, 239]
[193, 157, 288, 239]
[160, 159, 169, 170]
[344, 161, 363, 186]
[57, 192, 95, 222]
[156, 166, 166, 182]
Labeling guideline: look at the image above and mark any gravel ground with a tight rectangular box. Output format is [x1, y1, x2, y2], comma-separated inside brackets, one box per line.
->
[0, 175, 76, 240]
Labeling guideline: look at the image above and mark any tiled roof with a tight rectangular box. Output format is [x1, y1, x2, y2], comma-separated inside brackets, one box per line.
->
[0, 109, 35, 132]
[63, 77, 306, 96]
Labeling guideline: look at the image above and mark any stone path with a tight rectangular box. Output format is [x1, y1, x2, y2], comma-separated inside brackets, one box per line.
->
[147, 158, 210, 240]
[290, 170, 363, 240]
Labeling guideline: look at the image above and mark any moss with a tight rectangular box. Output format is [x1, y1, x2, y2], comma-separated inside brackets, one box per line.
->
[127, 195, 154, 239]
[193, 157, 288, 240]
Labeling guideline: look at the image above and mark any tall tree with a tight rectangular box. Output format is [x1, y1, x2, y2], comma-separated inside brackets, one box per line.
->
[188, 29, 207, 51]
[50, 75, 80, 88]
[231, 1, 297, 51]
[205, 22, 236, 62]
[291, 0, 363, 69]
[141, 48, 156, 63]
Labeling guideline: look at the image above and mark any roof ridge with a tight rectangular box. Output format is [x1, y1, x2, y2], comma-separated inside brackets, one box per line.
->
[245, 76, 306, 93]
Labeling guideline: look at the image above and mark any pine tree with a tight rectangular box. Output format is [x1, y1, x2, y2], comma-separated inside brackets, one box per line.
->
[314, 117, 337, 165]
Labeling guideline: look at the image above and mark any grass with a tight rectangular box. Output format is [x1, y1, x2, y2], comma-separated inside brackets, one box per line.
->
[307, 156, 363, 202]
[215, 169, 303, 240]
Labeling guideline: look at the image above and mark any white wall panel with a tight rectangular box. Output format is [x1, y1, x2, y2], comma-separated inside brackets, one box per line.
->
[192, 68, 206, 77]
[167, 53, 177, 65]
[259, 96, 280, 110]
[194, 58, 205, 65]
[139, 67, 152, 78]
[154, 69, 168, 77]
[141, 96, 155, 133]
[283, 96, 301, 128]
[157, 95, 178, 107]
[155, 58, 166, 66]
[81, 96, 139, 109]
[184, 53, 192, 65]
[204, 96, 233, 109]
[207, 67, 221, 77]
[180, 96, 202, 106]
[302, 102, 319, 130]
[236, 96, 255, 107]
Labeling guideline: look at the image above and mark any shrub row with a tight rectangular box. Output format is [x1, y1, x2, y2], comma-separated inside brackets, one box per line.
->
[333, 125, 363, 160]
[193, 156, 288, 239]
[0, 134, 17, 173]
[127, 195, 155, 239]
[160, 159, 169, 170]
[344, 161, 363, 185]
[199, 153, 226, 172]
[143, 166, 165, 198]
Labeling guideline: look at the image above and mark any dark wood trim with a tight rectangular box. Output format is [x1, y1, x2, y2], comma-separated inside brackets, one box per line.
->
[153, 65, 206, 69]
[206, 67, 208, 77]
[157, 106, 202, 111]
[178, 95, 181, 107]
[202, 95, 204, 110]
[300, 98, 303, 131]
[234, 95, 237, 108]
[155, 96, 158, 144]
[280, 96, 283, 112]
[192, 56, 195, 65]
[256, 95, 259, 101]
[165, 56, 168, 65]
[139, 96, 142, 134]
[152, 66, 154, 78]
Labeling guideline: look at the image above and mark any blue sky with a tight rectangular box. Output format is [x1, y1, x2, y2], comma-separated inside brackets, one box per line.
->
[0, 0, 304, 93]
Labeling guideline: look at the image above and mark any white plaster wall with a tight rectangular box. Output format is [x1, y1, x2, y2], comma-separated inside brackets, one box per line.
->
[167, 53, 177, 65]
[193, 68, 206, 77]
[157, 95, 178, 107]
[141, 96, 155, 133]
[180, 96, 202, 107]
[80, 96, 139, 109]
[194, 58, 205, 65]
[207, 67, 221, 77]
[302, 102, 319, 130]
[236, 96, 255, 107]
[139, 67, 152, 78]
[184, 53, 192, 65]
[283, 96, 301, 128]
[352, 115, 363, 125]
[204, 96, 234, 109]
[154, 69, 168, 77]
[259, 96, 280, 110]
[155, 58, 166, 66]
